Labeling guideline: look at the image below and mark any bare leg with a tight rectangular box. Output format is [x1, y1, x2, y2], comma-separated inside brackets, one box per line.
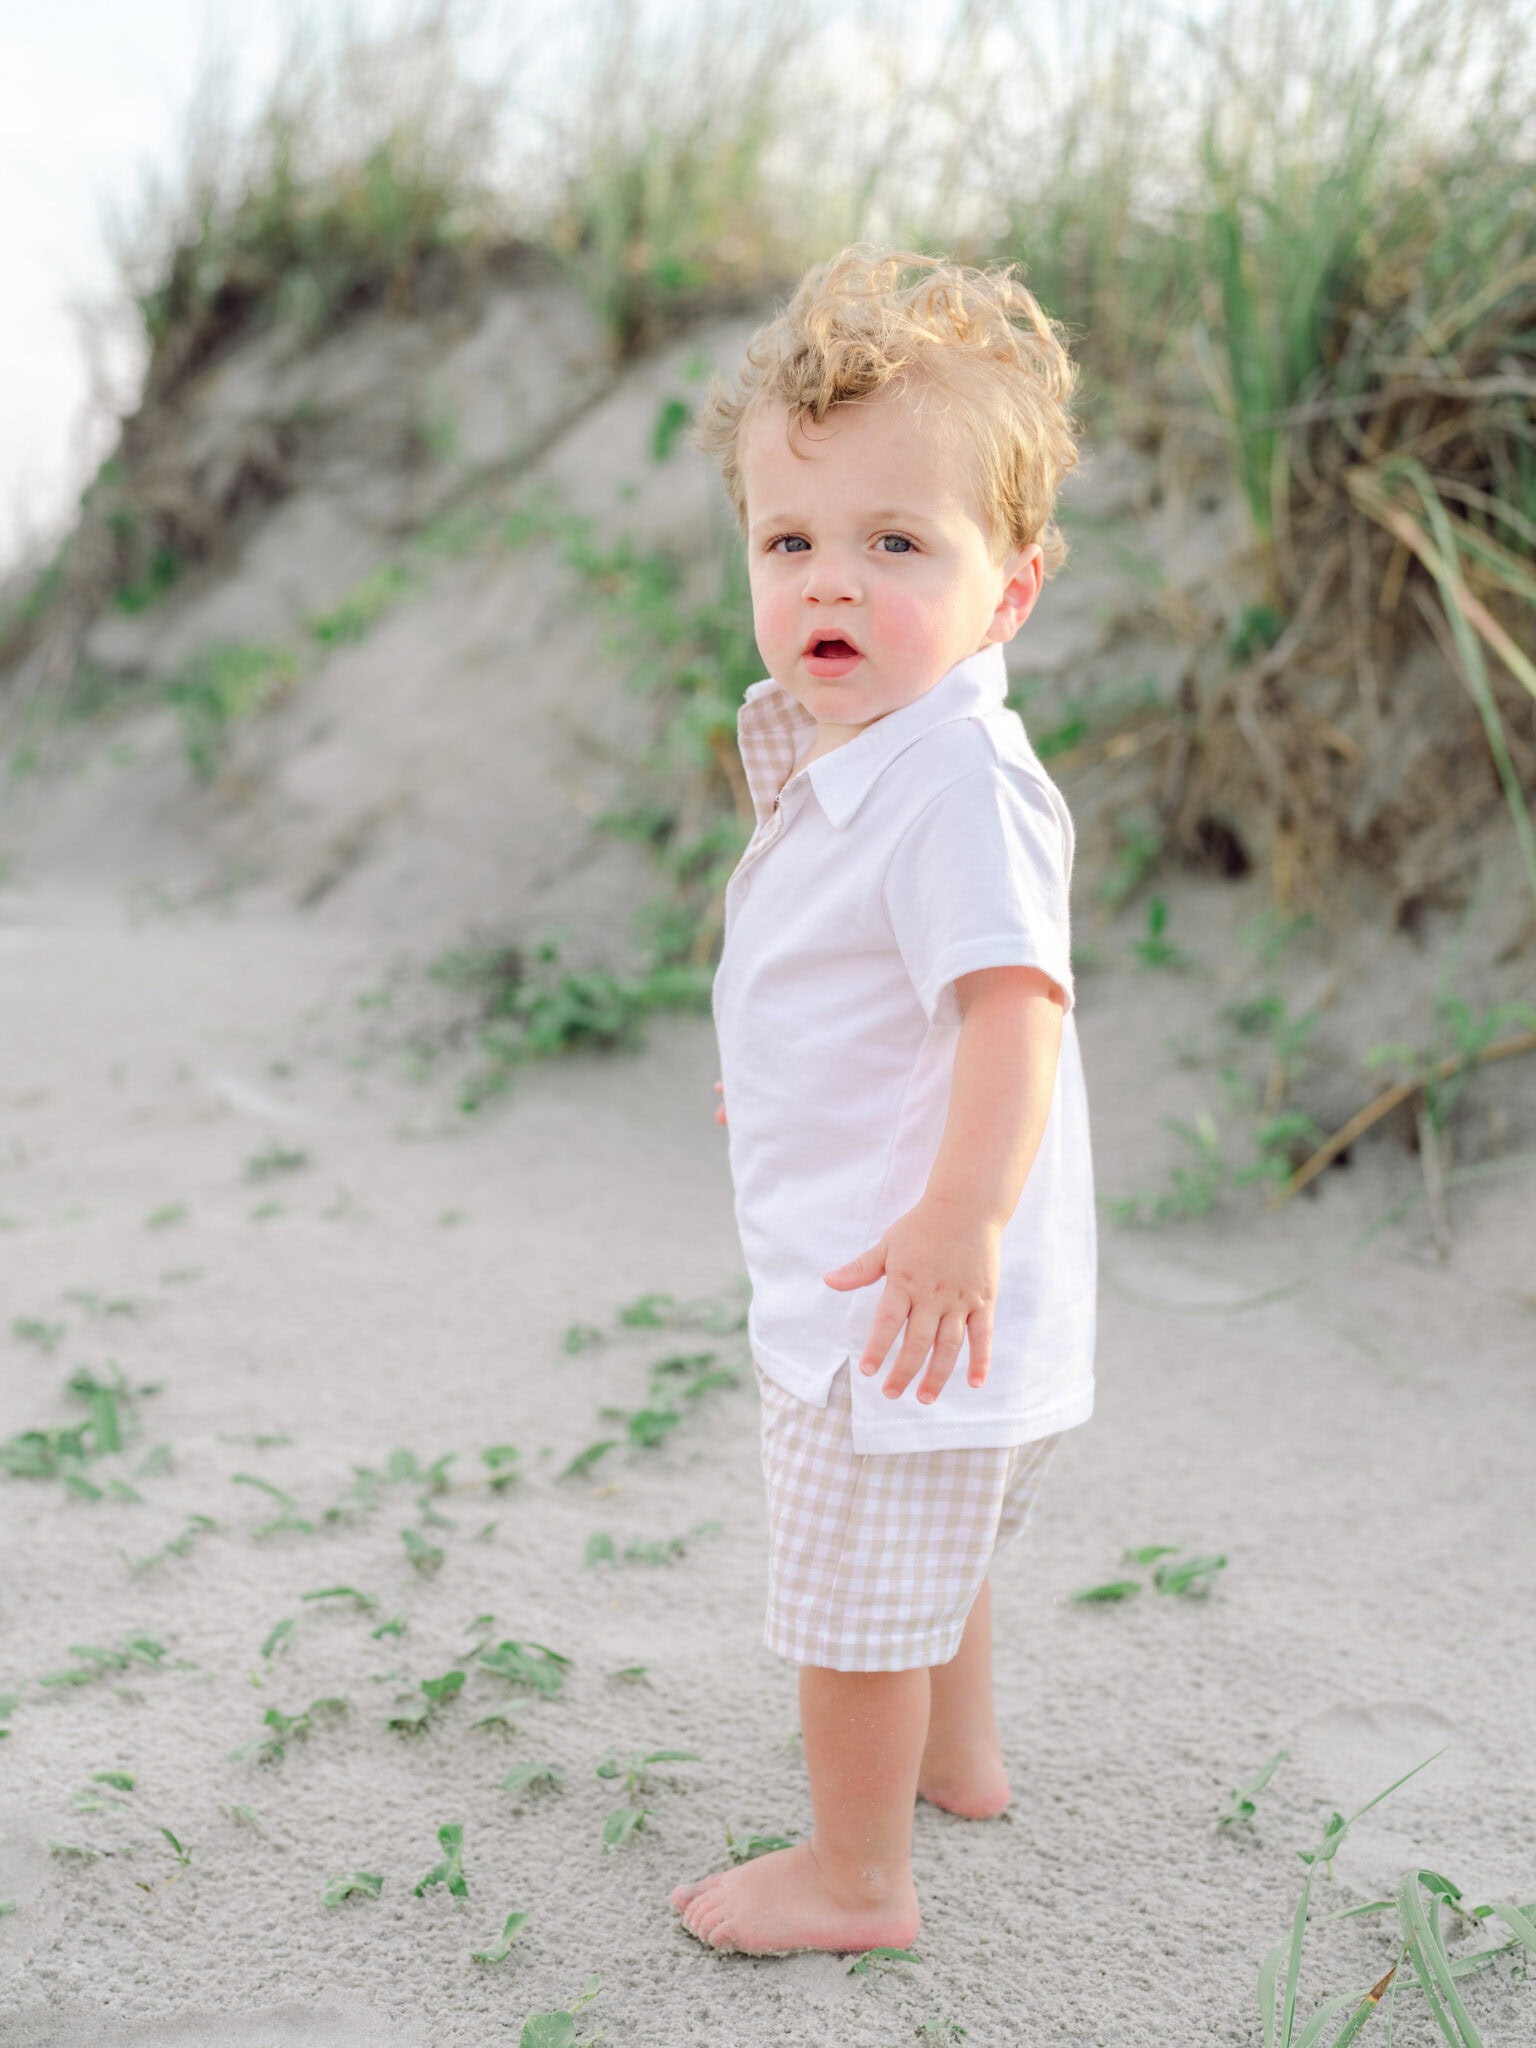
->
[671, 1664, 927, 1954]
[917, 1576, 1012, 1817]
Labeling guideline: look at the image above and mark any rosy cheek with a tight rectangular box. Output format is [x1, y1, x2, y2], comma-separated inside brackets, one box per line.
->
[755, 582, 798, 646]
[872, 589, 934, 647]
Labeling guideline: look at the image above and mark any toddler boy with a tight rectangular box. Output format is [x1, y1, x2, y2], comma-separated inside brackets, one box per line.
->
[670, 244, 1096, 1957]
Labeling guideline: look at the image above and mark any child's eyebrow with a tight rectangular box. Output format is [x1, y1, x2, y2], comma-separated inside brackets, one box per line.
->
[749, 507, 939, 535]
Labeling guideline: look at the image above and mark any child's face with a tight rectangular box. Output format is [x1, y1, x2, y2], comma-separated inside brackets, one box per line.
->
[740, 386, 1042, 743]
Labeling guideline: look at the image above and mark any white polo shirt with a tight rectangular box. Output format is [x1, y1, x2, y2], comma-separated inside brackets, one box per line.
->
[711, 640, 1096, 1454]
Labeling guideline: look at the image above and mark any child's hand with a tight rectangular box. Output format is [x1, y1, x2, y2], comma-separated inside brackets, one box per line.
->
[713, 1079, 727, 1127]
[822, 1195, 999, 1405]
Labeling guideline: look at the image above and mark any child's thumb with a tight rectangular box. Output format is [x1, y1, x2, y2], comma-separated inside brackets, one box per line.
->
[823, 1243, 884, 1289]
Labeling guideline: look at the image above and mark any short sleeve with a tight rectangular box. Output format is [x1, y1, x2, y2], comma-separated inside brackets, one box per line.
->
[881, 764, 1075, 1028]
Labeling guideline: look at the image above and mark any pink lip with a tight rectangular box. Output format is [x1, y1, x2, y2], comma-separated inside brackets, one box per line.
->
[803, 637, 864, 677]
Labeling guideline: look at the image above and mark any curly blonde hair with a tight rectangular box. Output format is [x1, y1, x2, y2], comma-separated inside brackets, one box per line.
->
[690, 243, 1082, 576]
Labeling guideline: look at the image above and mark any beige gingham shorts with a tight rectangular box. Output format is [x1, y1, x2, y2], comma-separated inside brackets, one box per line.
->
[754, 1356, 1061, 1672]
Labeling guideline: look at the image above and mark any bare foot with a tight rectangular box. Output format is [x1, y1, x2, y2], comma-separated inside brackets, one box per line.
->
[670, 1840, 920, 1956]
[915, 1745, 1011, 1819]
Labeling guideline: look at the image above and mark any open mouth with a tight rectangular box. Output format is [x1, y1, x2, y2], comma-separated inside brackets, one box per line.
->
[807, 638, 860, 659]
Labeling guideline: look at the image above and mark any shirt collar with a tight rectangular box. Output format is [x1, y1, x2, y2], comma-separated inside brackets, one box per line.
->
[735, 642, 1009, 832]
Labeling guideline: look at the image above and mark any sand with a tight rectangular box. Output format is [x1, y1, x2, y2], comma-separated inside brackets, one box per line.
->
[1, 864, 1533, 2048]
[2, 283, 1532, 2044]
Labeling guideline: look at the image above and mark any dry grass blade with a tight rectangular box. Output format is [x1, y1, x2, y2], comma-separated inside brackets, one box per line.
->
[1272, 1030, 1536, 1204]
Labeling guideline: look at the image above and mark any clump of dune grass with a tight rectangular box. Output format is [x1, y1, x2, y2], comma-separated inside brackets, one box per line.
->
[4, 0, 1532, 966]
[1256, 1745, 1536, 2046]
[1146, 0, 1536, 922]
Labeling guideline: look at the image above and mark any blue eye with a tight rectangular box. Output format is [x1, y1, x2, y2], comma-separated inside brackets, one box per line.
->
[771, 535, 810, 553]
[879, 534, 914, 553]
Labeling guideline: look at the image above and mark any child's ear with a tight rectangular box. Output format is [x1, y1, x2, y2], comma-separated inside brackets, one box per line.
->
[988, 545, 1044, 644]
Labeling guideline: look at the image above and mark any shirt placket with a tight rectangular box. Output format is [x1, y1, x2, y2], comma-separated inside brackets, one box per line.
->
[732, 767, 807, 889]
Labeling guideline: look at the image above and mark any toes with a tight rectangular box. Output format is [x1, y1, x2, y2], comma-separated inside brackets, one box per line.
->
[673, 1871, 725, 1913]
[683, 1897, 717, 1937]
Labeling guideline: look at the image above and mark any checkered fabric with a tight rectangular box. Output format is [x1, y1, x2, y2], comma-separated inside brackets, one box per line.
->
[755, 1357, 1060, 1672]
[734, 682, 818, 853]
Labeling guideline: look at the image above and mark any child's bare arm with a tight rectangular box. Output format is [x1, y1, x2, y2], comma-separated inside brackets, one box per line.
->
[823, 964, 1065, 1405]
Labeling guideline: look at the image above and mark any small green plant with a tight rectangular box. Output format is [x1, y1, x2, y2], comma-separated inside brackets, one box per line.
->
[647, 1349, 739, 1403]
[1132, 897, 1191, 970]
[1097, 812, 1162, 909]
[1153, 1551, 1228, 1596]
[1219, 1750, 1290, 1829]
[472, 1908, 531, 1964]
[323, 1871, 384, 1907]
[165, 643, 299, 781]
[228, 1696, 348, 1766]
[1069, 1577, 1143, 1603]
[113, 540, 181, 614]
[244, 1143, 310, 1181]
[476, 1639, 572, 1698]
[650, 395, 692, 462]
[431, 936, 708, 1114]
[384, 1668, 466, 1732]
[501, 1763, 563, 1797]
[124, 1512, 217, 1575]
[847, 1946, 921, 1976]
[1071, 1544, 1227, 1604]
[479, 1445, 522, 1492]
[724, 1826, 796, 1863]
[1107, 1105, 1324, 1225]
[597, 1403, 681, 1451]
[384, 1696, 433, 1732]
[309, 563, 419, 645]
[400, 1527, 444, 1575]
[70, 1775, 134, 1814]
[518, 1973, 601, 2048]
[413, 1821, 468, 1898]
[158, 1827, 191, 1867]
[39, 1633, 168, 1689]
[596, 1746, 700, 1795]
[559, 1439, 619, 1481]
[233, 1472, 314, 1538]
[301, 1585, 378, 1613]
[64, 1289, 142, 1320]
[11, 1318, 64, 1352]
[596, 1746, 700, 1850]
[2, 1364, 153, 1498]
[260, 1617, 295, 1659]
[600, 1806, 649, 1851]
[583, 1519, 721, 1568]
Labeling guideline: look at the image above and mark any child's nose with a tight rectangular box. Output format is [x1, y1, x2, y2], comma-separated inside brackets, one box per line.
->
[801, 550, 862, 601]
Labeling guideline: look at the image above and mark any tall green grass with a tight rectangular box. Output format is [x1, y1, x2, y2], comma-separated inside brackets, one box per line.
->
[4, 0, 1531, 927]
